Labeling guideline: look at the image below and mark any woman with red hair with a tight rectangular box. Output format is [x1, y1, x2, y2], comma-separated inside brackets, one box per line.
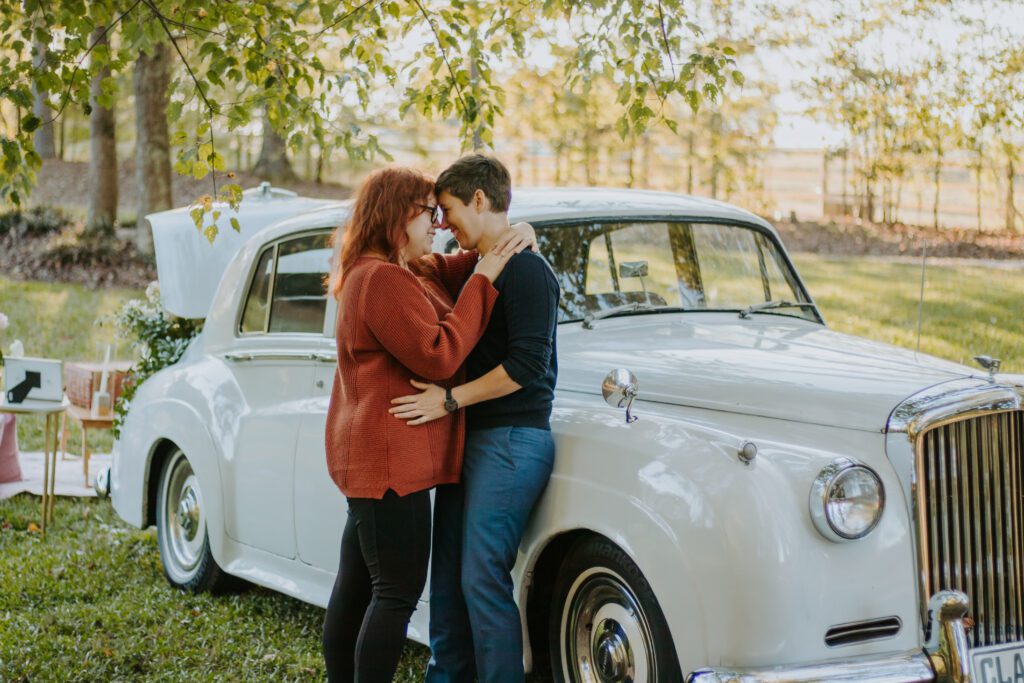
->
[321, 166, 532, 682]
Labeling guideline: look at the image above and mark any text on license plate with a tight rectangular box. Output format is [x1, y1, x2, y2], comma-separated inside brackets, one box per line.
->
[973, 643, 1024, 683]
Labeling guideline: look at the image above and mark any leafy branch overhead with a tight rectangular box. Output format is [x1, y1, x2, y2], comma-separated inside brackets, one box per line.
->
[1, 0, 736, 240]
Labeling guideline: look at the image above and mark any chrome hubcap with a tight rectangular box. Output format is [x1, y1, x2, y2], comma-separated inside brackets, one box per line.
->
[594, 619, 630, 680]
[177, 486, 200, 540]
[562, 568, 656, 683]
[160, 451, 205, 582]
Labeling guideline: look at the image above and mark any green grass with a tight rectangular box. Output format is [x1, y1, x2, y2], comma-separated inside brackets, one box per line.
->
[0, 276, 142, 454]
[0, 495, 433, 682]
[791, 253, 1024, 373]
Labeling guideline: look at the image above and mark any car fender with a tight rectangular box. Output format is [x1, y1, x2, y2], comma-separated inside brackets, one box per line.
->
[518, 395, 920, 673]
[117, 397, 228, 562]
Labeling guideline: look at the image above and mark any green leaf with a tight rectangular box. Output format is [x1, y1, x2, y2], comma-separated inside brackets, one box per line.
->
[203, 224, 218, 244]
[230, 217, 241, 233]
[615, 116, 630, 141]
[21, 114, 41, 133]
[190, 207, 204, 230]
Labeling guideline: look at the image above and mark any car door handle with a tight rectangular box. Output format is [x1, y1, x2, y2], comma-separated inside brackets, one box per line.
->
[223, 351, 318, 362]
[314, 352, 337, 363]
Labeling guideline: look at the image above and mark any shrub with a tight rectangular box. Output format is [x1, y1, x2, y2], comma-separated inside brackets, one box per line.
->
[109, 282, 203, 437]
[0, 206, 69, 237]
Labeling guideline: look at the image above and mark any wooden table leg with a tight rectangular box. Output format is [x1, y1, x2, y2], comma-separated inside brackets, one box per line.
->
[83, 425, 90, 488]
[40, 413, 50, 534]
[49, 413, 58, 524]
[59, 411, 69, 460]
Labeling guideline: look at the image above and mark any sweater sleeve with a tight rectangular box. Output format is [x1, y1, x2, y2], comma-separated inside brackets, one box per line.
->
[500, 253, 560, 388]
[363, 263, 498, 381]
[432, 250, 480, 299]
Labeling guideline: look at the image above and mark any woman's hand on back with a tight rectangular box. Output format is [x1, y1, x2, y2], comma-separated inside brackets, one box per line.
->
[493, 222, 539, 256]
[474, 248, 514, 282]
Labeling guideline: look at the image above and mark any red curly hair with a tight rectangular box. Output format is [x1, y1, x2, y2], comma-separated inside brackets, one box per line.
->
[329, 167, 435, 298]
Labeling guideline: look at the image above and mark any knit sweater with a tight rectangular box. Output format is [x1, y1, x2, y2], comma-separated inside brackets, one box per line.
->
[326, 251, 497, 499]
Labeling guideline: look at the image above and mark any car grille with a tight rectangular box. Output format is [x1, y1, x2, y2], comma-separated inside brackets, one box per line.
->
[918, 410, 1024, 647]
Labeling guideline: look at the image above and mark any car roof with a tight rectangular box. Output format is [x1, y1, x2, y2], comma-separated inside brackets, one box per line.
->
[250, 187, 777, 245]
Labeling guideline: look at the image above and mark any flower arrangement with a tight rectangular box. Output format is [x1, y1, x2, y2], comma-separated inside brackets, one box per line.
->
[109, 283, 203, 437]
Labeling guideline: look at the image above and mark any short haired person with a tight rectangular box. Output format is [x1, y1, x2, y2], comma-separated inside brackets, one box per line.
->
[321, 166, 536, 682]
[388, 155, 559, 682]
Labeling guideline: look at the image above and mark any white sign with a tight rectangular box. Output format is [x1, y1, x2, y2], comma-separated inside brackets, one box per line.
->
[3, 357, 63, 403]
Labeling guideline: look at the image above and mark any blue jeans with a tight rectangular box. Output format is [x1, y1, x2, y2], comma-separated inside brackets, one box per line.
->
[426, 426, 555, 683]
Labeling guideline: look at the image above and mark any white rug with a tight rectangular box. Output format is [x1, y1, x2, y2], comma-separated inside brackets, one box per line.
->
[0, 451, 111, 500]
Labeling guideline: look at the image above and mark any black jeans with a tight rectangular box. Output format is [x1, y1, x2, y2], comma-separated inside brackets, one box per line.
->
[322, 488, 431, 683]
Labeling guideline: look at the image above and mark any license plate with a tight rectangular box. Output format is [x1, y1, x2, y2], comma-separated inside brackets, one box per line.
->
[972, 643, 1024, 683]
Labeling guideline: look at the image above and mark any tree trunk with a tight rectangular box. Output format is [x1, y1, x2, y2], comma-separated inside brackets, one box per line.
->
[252, 108, 298, 184]
[841, 150, 848, 215]
[821, 152, 829, 217]
[1007, 155, 1017, 233]
[932, 141, 942, 230]
[686, 129, 695, 195]
[32, 37, 57, 159]
[87, 28, 118, 236]
[975, 145, 984, 231]
[133, 41, 173, 255]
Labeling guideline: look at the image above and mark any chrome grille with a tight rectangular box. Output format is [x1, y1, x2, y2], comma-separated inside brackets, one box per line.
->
[917, 410, 1024, 647]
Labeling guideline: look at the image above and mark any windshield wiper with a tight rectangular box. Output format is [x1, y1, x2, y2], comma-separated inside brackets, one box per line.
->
[739, 300, 818, 319]
[582, 302, 657, 329]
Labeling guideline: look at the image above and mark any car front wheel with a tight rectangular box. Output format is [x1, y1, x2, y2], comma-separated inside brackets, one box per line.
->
[550, 536, 682, 683]
[156, 448, 232, 593]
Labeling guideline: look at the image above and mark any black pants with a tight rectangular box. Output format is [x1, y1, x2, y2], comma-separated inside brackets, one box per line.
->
[322, 488, 431, 683]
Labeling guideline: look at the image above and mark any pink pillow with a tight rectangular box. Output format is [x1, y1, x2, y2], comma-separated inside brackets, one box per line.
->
[0, 413, 22, 483]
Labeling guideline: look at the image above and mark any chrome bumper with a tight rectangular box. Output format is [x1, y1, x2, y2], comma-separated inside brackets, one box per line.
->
[688, 591, 972, 683]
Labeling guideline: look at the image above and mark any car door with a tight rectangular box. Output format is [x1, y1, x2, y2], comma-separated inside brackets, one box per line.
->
[293, 292, 347, 571]
[221, 230, 333, 559]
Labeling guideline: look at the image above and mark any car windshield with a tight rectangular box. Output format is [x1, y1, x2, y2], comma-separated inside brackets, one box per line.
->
[535, 220, 817, 324]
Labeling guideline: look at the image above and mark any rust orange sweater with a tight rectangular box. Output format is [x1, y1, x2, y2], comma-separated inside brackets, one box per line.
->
[326, 251, 497, 499]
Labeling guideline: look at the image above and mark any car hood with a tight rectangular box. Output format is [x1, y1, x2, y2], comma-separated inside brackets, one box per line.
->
[556, 313, 987, 432]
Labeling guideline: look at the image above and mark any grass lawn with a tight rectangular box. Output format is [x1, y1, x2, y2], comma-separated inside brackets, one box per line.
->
[0, 494, 432, 682]
[1, 254, 1023, 681]
[1, 276, 142, 455]
[792, 254, 1024, 373]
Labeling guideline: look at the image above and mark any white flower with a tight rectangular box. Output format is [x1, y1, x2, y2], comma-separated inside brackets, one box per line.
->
[0, 312, 8, 331]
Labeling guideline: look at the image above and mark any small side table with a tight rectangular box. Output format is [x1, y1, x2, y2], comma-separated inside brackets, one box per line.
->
[0, 396, 69, 534]
[60, 404, 115, 487]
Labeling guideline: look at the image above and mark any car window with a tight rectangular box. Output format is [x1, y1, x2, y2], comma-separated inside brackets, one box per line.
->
[537, 220, 813, 322]
[268, 233, 332, 334]
[690, 224, 796, 309]
[240, 247, 275, 334]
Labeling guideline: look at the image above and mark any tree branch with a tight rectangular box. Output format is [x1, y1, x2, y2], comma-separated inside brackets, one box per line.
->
[311, 0, 384, 39]
[411, 0, 470, 124]
[656, 0, 676, 80]
[40, 0, 144, 126]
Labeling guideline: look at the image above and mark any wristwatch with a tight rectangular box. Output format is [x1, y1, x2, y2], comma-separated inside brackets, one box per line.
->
[444, 387, 460, 413]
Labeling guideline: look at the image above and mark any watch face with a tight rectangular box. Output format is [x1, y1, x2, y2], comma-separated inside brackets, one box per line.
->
[444, 399, 459, 412]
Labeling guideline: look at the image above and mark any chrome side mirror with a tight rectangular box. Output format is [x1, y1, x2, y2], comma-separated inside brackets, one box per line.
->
[602, 369, 639, 423]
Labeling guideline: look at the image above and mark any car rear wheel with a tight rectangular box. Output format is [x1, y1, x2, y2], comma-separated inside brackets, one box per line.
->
[550, 536, 682, 683]
[156, 448, 233, 593]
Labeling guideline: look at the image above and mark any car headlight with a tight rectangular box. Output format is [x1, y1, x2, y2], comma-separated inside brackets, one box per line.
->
[809, 458, 885, 542]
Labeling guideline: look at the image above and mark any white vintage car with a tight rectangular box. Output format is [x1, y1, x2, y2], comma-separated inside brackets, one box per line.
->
[107, 183, 1023, 683]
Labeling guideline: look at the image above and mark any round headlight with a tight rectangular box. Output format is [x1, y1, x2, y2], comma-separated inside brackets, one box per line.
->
[810, 458, 885, 542]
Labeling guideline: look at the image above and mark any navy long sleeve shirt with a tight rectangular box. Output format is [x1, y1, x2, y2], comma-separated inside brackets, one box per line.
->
[463, 250, 560, 431]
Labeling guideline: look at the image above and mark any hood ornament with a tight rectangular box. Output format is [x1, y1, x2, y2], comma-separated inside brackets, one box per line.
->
[973, 355, 1001, 382]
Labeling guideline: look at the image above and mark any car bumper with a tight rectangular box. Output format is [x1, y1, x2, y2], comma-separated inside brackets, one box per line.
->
[688, 591, 971, 683]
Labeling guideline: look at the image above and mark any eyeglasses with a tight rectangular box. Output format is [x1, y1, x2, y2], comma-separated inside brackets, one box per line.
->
[415, 203, 444, 227]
